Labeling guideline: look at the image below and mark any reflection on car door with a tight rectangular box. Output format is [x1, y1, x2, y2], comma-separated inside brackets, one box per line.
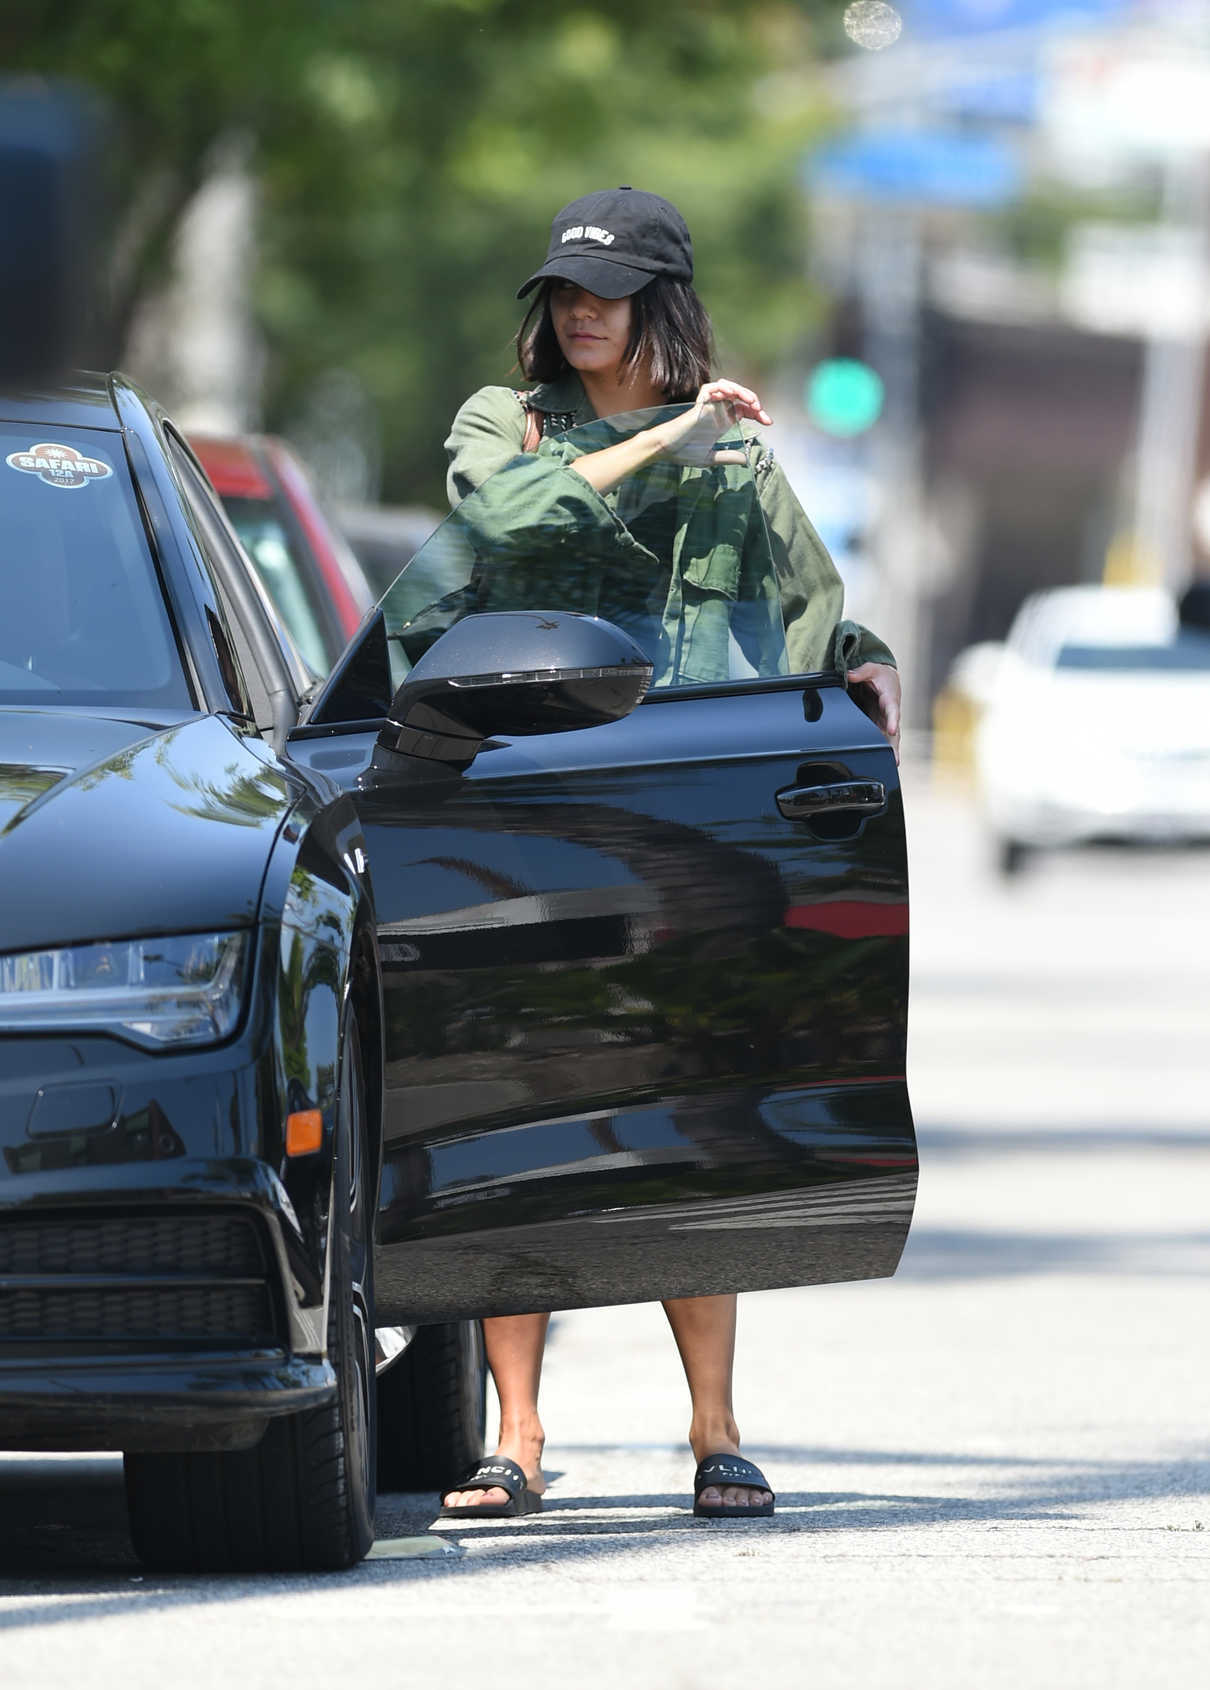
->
[292, 676, 915, 1325]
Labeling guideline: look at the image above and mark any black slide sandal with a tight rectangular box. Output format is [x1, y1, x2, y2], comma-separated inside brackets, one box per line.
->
[693, 1454, 775, 1519]
[439, 1457, 543, 1519]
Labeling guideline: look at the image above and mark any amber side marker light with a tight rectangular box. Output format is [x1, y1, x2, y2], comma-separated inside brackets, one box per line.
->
[286, 1109, 324, 1157]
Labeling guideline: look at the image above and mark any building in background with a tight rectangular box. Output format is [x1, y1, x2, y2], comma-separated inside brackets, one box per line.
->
[798, 0, 1210, 722]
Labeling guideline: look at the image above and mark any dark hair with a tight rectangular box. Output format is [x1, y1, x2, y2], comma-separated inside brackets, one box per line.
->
[516, 276, 714, 399]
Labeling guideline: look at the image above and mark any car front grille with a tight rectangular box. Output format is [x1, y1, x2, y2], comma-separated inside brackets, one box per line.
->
[0, 1210, 282, 1352]
[0, 1212, 266, 1279]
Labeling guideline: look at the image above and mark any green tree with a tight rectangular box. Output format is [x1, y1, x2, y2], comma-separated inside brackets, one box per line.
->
[7, 1, 843, 503]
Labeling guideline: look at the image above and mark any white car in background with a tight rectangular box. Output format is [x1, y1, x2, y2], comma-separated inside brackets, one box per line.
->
[975, 585, 1210, 873]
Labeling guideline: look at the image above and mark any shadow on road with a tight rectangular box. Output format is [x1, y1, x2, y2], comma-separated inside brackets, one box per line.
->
[920, 1126, 1210, 1155]
[1, 1439, 1206, 1628]
[898, 1225, 1210, 1280]
[894, 1122, 1210, 1281]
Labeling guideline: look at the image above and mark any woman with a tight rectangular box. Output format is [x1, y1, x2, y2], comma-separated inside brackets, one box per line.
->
[439, 187, 900, 1521]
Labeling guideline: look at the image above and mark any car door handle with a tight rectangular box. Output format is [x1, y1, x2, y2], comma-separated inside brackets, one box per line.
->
[776, 779, 887, 821]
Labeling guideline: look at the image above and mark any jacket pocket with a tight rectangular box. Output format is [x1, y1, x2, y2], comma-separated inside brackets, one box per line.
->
[681, 544, 741, 600]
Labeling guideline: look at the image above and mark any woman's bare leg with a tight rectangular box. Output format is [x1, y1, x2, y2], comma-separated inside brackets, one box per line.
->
[441, 1312, 550, 1508]
[662, 1293, 772, 1509]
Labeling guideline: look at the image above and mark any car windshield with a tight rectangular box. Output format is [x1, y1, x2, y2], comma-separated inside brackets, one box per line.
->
[0, 424, 191, 709]
[375, 404, 787, 695]
[1056, 638, 1210, 673]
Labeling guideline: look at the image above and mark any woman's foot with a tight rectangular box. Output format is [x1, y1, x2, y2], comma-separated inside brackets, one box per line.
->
[690, 1421, 773, 1511]
[442, 1425, 546, 1511]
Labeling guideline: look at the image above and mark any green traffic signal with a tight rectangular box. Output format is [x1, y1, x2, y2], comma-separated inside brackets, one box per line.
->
[806, 359, 884, 437]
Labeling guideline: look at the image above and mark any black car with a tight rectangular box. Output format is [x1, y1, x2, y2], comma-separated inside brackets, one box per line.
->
[0, 374, 916, 1571]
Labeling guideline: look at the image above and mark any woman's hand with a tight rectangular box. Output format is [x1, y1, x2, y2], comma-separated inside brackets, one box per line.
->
[568, 379, 772, 495]
[648, 379, 773, 465]
[847, 661, 901, 764]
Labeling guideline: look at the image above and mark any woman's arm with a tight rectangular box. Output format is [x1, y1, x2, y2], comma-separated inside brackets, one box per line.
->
[445, 377, 771, 502]
[568, 379, 773, 495]
[444, 385, 660, 589]
[444, 386, 530, 505]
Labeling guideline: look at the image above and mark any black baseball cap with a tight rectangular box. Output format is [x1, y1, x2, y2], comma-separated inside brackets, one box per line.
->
[516, 187, 694, 300]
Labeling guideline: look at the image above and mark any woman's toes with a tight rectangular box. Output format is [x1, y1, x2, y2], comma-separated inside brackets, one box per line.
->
[444, 1486, 508, 1509]
[699, 1486, 722, 1507]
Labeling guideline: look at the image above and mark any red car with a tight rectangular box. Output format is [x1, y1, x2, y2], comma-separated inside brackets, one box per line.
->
[191, 434, 376, 676]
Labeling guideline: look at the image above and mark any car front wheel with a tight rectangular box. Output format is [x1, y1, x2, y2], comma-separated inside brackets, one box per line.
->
[124, 1009, 376, 1571]
[376, 1319, 486, 1492]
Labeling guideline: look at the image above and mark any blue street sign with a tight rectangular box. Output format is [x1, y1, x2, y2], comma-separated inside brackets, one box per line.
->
[934, 67, 1040, 124]
[903, 0, 1125, 38]
[807, 126, 1022, 208]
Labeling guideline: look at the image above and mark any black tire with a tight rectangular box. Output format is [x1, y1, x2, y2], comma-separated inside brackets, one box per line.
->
[376, 1319, 486, 1491]
[124, 1011, 377, 1572]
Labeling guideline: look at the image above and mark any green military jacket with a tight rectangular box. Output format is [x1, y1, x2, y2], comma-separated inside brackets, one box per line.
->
[443, 370, 895, 684]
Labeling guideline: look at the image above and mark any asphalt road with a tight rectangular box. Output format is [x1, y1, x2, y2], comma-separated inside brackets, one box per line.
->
[2, 765, 1207, 1688]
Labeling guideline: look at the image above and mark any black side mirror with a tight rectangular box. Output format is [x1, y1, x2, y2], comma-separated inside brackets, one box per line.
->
[378, 611, 653, 767]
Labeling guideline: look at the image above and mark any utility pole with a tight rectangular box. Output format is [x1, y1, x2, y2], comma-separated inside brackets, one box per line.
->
[856, 202, 926, 726]
[1132, 149, 1210, 592]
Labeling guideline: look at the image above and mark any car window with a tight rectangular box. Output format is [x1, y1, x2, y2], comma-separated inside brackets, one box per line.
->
[165, 434, 314, 742]
[374, 405, 787, 696]
[165, 438, 273, 727]
[1056, 639, 1210, 673]
[221, 495, 333, 676]
[0, 425, 192, 709]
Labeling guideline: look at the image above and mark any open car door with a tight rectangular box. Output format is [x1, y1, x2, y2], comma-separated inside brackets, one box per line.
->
[288, 406, 916, 1324]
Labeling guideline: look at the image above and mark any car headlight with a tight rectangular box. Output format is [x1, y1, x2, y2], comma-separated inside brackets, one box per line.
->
[0, 931, 250, 1049]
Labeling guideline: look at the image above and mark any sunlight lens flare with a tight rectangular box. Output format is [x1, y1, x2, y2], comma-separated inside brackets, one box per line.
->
[844, 2, 903, 51]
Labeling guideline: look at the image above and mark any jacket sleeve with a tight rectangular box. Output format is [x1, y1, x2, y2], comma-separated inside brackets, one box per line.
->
[755, 450, 897, 674]
[443, 387, 658, 611]
[445, 385, 529, 505]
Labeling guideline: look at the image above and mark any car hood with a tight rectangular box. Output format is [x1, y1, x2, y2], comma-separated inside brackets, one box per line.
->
[0, 711, 296, 953]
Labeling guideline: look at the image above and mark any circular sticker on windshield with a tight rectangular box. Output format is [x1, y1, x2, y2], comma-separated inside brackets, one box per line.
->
[5, 441, 114, 490]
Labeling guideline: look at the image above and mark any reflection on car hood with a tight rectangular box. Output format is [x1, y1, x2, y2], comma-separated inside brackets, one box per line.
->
[0, 711, 296, 953]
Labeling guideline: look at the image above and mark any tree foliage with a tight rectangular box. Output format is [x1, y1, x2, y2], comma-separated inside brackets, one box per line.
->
[7, 1, 843, 502]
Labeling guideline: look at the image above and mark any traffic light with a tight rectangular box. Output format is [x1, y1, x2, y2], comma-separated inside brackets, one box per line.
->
[805, 358, 885, 437]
